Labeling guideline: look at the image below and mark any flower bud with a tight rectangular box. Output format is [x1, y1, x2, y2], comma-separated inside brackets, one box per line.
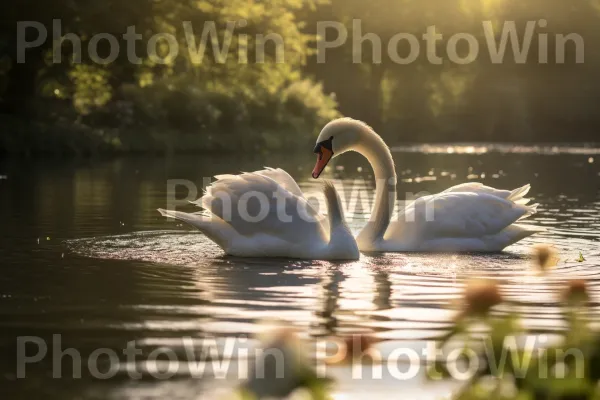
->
[462, 279, 502, 317]
[562, 279, 589, 305]
[532, 244, 559, 271]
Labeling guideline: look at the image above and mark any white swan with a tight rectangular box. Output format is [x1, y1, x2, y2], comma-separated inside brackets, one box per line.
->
[158, 168, 359, 260]
[312, 118, 543, 252]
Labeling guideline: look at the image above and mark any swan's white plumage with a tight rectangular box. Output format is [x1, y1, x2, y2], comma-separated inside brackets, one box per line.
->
[315, 118, 543, 252]
[196, 171, 322, 239]
[159, 168, 358, 260]
[442, 182, 533, 205]
[255, 167, 305, 198]
[381, 186, 542, 251]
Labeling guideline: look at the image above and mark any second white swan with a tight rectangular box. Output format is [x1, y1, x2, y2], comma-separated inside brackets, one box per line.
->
[159, 168, 359, 260]
[311, 118, 543, 252]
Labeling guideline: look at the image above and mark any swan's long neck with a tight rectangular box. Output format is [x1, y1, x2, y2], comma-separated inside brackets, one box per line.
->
[322, 181, 358, 258]
[354, 127, 396, 246]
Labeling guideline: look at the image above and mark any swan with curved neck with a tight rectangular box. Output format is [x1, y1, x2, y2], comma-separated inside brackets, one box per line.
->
[312, 118, 542, 252]
[159, 170, 359, 260]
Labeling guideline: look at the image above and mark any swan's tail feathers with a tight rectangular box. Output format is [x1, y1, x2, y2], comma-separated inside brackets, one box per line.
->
[495, 223, 545, 249]
[519, 202, 539, 220]
[157, 208, 235, 249]
[514, 198, 531, 205]
[508, 184, 531, 203]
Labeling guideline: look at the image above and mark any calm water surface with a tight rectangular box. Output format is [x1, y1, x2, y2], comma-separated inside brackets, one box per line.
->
[1, 146, 599, 399]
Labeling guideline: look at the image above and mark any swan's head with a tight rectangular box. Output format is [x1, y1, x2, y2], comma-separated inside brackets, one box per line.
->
[312, 118, 368, 179]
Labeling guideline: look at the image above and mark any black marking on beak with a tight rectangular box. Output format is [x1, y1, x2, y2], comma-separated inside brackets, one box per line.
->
[313, 136, 334, 154]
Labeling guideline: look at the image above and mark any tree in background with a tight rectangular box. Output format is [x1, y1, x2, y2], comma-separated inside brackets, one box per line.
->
[0, 0, 338, 153]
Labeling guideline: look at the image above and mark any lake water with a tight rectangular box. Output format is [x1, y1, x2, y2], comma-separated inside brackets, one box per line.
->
[1, 145, 599, 399]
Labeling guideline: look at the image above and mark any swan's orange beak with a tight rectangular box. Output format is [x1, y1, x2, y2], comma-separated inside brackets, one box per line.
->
[312, 147, 333, 179]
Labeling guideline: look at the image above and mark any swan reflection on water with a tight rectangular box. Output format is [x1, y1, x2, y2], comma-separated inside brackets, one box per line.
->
[67, 227, 597, 339]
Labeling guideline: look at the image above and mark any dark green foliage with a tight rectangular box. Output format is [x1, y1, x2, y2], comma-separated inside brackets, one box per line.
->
[0, 0, 338, 154]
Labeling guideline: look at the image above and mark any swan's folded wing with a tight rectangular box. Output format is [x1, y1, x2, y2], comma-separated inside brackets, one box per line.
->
[442, 183, 531, 204]
[195, 171, 326, 241]
[252, 167, 305, 198]
[392, 192, 538, 239]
